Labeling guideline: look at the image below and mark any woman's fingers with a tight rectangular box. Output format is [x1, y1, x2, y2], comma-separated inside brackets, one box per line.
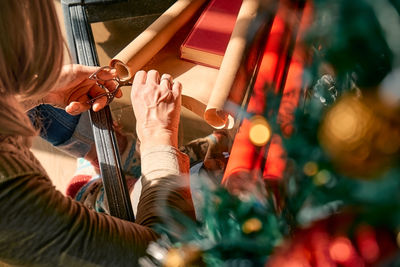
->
[85, 81, 121, 110]
[133, 70, 147, 85]
[65, 95, 92, 115]
[91, 96, 108, 111]
[92, 66, 117, 80]
[130, 70, 181, 149]
[103, 80, 122, 98]
[160, 74, 173, 90]
[171, 80, 182, 100]
[146, 69, 160, 84]
[66, 94, 107, 114]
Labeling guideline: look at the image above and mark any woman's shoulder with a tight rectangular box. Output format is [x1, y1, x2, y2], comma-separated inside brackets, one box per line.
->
[0, 135, 48, 183]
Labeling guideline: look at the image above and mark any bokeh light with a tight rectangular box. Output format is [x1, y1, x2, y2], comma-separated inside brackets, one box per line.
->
[396, 231, 400, 248]
[303, 161, 318, 176]
[313, 170, 331, 186]
[356, 225, 379, 263]
[242, 218, 263, 234]
[318, 94, 400, 177]
[320, 96, 372, 152]
[329, 237, 353, 263]
[249, 116, 271, 146]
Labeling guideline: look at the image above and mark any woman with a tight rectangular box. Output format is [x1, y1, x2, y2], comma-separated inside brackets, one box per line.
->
[0, 0, 194, 266]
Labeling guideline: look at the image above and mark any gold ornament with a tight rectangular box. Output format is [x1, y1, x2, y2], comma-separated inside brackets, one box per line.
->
[163, 245, 204, 267]
[318, 94, 400, 178]
[163, 248, 185, 267]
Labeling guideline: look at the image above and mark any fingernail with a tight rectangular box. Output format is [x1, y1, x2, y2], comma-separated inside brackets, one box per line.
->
[93, 103, 101, 111]
[68, 104, 78, 112]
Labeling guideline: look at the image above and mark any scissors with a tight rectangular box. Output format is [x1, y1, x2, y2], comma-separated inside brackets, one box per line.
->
[87, 66, 132, 105]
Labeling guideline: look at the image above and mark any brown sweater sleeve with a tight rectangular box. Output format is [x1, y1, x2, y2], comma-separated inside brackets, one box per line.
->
[135, 145, 195, 229]
[0, 138, 194, 266]
[0, 173, 156, 266]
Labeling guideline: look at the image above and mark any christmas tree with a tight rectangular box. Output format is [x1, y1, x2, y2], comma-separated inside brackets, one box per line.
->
[141, 0, 400, 266]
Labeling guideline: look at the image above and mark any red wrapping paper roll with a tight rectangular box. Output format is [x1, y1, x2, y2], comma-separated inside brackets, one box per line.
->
[222, 0, 312, 188]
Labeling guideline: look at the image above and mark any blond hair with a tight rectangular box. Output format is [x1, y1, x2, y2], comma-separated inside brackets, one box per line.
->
[0, 0, 64, 136]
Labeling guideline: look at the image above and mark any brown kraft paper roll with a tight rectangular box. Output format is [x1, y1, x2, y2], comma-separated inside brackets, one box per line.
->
[109, 0, 207, 81]
[204, 0, 260, 129]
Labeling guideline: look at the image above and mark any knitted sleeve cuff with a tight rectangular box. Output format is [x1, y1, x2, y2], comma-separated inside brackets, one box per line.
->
[141, 145, 190, 181]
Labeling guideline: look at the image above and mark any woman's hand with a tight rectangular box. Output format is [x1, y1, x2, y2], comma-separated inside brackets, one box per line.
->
[131, 70, 182, 150]
[43, 64, 122, 115]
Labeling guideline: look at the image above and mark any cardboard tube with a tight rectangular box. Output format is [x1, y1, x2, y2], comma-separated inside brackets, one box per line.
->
[204, 0, 260, 128]
[110, 0, 207, 81]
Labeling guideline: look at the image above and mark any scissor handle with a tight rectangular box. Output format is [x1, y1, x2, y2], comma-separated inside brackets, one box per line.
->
[116, 79, 132, 87]
[86, 66, 132, 105]
[86, 91, 117, 105]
